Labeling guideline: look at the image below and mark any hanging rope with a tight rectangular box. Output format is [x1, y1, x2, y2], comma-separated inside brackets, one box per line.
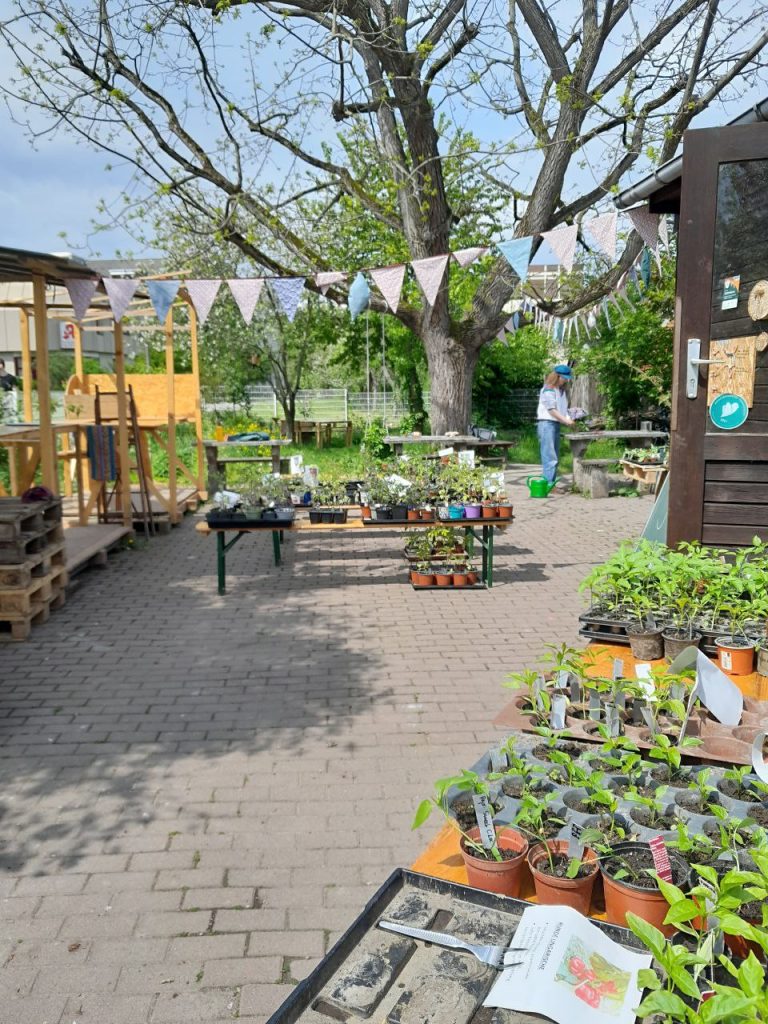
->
[381, 314, 387, 422]
[365, 309, 371, 422]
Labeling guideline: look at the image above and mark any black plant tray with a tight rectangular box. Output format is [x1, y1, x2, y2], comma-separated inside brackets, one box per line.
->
[205, 514, 294, 528]
[265, 869, 643, 1024]
[410, 581, 486, 591]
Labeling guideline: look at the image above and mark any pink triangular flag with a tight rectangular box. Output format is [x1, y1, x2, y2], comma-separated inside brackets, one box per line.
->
[103, 278, 138, 323]
[584, 212, 617, 261]
[185, 280, 221, 326]
[65, 278, 98, 323]
[541, 224, 578, 272]
[627, 206, 660, 250]
[314, 271, 346, 295]
[658, 215, 669, 249]
[452, 247, 488, 268]
[227, 279, 264, 325]
[370, 265, 406, 313]
[411, 254, 449, 308]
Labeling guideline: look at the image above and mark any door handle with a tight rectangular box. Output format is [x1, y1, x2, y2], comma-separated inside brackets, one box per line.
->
[686, 339, 734, 398]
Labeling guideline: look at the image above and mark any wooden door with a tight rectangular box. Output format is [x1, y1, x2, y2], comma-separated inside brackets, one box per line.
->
[668, 121, 768, 547]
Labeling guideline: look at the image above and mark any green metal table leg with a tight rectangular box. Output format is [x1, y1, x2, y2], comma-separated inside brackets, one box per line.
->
[217, 530, 226, 594]
[272, 529, 281, 566]
[464, 526, 475, 559]
[480, 525, 488, 583]
[485, 525, 494, 588]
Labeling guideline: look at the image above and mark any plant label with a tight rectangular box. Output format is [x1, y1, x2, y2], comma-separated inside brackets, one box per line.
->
[615, 689, 626, 711]
[588, 691, 601, 721]
[677, 686, 699, 745]
[489, 747, 507, 773]
[605, 703, 621, 737]
[569, 674, 582, 704]
[472, 794, 497, 850]
[698, 878, 718, 917]
[555, 670, 569, 691]
[648, 836, 673, 882]
[751, 732, 768, 783]
[670, 681, 685, 702]
[612, 658, 624, 681]
[567, 822, 584, 859]
[533, 674, 546, 710]
[693, 651, 743, 726]
[550, 695, 567, 730]
[646, 612, 657, 630]
[632, 698, 646, 725]
[640, 706, 658, 734]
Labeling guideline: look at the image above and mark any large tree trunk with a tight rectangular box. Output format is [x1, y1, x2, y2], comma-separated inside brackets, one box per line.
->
[424, 330, 479, 434]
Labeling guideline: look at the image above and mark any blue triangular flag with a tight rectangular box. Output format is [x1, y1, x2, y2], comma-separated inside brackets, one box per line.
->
[146, 280, 180, 324]
[497, 237, 533, 283]
[512, 311, 520, 330]
[348, 272, 370, 319]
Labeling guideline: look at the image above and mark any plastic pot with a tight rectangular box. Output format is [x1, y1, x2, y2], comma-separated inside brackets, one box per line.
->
[715, 637, 756, 675]
[627, 628, 664, 661]
[662, 631, 702, 661]
[448, 504, 464, 520]
[411, 569, 434, 587]
[601, 842, 689, 937]
[496, 504, 513, 519]
[453, 570, 469, 587]
[527, 840, 599, 916]
[481, 503, 498, 519]
[463, 503, 482, 519]
[406, 508, 420, 521]
[433, 569, 453, 587]
[420, 508, 435, 522]
[460, 827, 529, 897]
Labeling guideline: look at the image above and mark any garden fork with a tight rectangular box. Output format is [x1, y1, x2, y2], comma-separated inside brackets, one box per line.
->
[377, 920, 526, 970]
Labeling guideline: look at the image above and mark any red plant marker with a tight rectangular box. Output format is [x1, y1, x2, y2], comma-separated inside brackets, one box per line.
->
[649, 836, 673, 882]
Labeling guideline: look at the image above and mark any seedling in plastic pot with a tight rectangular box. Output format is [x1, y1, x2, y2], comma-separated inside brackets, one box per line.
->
[513, 790, 566, 846]
[647, 733, 701, 781]
[625, 786, 670, 829]
[411, 771, 502, 861]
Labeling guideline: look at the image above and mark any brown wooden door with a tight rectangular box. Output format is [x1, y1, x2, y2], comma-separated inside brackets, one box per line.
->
[669, 121, 768, 547]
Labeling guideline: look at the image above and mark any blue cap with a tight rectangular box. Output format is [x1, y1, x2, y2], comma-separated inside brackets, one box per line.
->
[554, 364, 572, 379]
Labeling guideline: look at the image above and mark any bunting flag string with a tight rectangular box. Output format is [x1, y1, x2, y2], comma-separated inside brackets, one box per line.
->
[269, 277, 305, 322]
[315, 271, 346, 295]
[103, 278, 139, 324]
[584, 211, 617, 261]
[348, 272, 371, 319]
[541, 225, 578, 273]
[64, 278, 99, 324]
[185, 280, 221, 326]
[227, 278, 264, 324]
[370, 265, 405, 313]
[497, 236, 534, 283]
[146, 280, 181, 325]
[452, 246, 488, 268]
[411, 254, 449, 308]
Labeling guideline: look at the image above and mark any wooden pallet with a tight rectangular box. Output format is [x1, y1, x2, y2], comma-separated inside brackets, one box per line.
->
[0, 541, 67, 589]
[0, 574, 66, 642]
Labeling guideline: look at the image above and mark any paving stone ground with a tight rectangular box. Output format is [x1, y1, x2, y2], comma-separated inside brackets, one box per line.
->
[0, 469, 651, 1023]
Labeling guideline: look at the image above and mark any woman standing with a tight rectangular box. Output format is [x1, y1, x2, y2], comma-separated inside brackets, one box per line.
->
[536, 364, 575, 488]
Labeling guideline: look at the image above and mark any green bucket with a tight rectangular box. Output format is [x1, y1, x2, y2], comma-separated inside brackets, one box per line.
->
[527, 476, 553, 498]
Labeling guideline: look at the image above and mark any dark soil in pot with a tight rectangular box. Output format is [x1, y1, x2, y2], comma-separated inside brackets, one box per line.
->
[703, 819, 753, 843]
[647, 765, 695, 788]
[501, 775, 552, 799]
[673, 789, 719, 812]
[717, 778, 762, 803]
[662, 630, 702, 661]
[532, 741, 584, 762]
[536, 853, 596, 880]
[602, 843, 689, 891]
[745, 804, 768, 827]
[629, 806, 678, 830]
[451, 795, 502, 832]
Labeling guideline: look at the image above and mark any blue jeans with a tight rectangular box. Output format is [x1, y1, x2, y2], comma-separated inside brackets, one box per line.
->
[537, 420, 561, 484]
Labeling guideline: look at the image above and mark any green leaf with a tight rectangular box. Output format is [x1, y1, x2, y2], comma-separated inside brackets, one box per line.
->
[625, 912, 667, 960]
[637, 968, 661, 992]
[668, 962, 704, 1000]
[664, 897, 702, 926]
[658, 877, 687, 907]
[635, 990, 688, 1018]
[700, 991, 756, 1023]
[737, 953, 765, 999]
[693, 864, 718, 886]
[719, 913, 757, 939]
[411, 800, 433, 829]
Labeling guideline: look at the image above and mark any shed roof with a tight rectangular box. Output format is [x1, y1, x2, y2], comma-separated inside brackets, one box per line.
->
[0, 245, 98, 285]
[614, 95, 768, 212]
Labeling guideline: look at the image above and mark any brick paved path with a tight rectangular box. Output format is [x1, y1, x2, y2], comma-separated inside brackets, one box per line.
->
[0, 471, 651, 1023]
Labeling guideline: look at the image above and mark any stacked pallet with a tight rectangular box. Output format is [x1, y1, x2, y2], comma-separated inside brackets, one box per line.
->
[0, 498, 67, 641]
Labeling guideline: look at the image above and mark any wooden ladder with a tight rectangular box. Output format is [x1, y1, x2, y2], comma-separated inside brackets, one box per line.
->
[94, 385, 155, 536]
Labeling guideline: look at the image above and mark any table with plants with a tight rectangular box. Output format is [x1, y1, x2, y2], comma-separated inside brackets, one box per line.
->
[198, 456, 514, 593]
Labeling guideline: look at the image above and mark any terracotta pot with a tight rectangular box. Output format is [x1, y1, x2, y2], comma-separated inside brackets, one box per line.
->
[627, 628, 664, 661]
[527, 840, 599, 916]
[406, 508, 420, 522]
[601, 842, 689, 937]
[724, 927, 764, 961]
[453, 570, 469, 587]
[662, 631, 702, 661]
[460, 827, 529, 897]
[716, 637, 756, 675]
[411, 570, 434, 587]
[360, 504, 371, 519]
[434, 570, 452, 587]
[496, 504, 513, 519]
[420, 509, 435, 522]
[481, 503, 498, 519]
[467, 570, 479, 585]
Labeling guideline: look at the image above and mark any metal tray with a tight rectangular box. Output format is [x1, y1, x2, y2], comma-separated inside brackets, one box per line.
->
[265, 868, 644, 1024]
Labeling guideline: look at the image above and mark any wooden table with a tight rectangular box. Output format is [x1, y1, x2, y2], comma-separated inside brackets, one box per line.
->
[196, 513, 510, 594]
[620, 459, 669, 496]
[0, 420, 94, 519]
[203, 439, 292, 494]
[384, 434, 517, 464]
[279, 419, 353, 448]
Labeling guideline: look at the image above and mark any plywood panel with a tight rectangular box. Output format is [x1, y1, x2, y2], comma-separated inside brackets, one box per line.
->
[707, 337, 757, 407]
[66, 374, 197, 422]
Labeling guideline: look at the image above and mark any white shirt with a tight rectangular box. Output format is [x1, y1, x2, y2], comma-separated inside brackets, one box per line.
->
[537, 385, 569, 422]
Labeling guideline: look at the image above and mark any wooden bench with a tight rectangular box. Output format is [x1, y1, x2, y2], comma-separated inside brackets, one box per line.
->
[573, 458, 622, 499]
[204, 439, 292, 494]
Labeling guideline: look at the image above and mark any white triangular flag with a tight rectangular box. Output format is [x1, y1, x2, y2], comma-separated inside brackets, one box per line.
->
[185, 280, 221, 326]
[370, 265, 406, 313]
[227, 279, 264, 325]
[64, 278, 98, 323]
[658, 215, 669, 249]
[411, 254, 449, 307]
[584, 212, 617, 261]
[452, 246, 488, 268]
[627, 206, 660, 250]
[314, 271, 346, 295]
[541, 224, 578, 272]
[103, 278, 138, 323]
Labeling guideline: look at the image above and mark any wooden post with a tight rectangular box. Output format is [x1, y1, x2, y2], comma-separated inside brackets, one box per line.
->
[165, 308, 179, 523]
[19, 308, 33, 421]
[113, 321, 133, 529]
[32, 275, 57, 493]
[187, 297, 205, 499]
[73, 322, 85, 380]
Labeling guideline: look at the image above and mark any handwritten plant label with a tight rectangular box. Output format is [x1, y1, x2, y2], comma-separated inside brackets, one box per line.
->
[589, 691, 601, 721]
[612, 658, 624, 681]
[567, 822, 584, 859]
[677, 686, 699, 746]
[615, 689, 626, 711]
[570, 674, 582, 704]
[550, 695, 567, 730]
[555, 670, 570, 691]
[533, 674, 546, 710]
[605, 703, 621, 737]
[472, 794, 497, 850]
[649, 836, 673, 882]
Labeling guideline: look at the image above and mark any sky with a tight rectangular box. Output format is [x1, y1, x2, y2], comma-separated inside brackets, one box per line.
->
[1, 4, 766, 263]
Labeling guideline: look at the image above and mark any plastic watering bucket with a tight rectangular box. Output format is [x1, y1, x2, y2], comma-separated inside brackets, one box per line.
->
[527, 476, 552, 498]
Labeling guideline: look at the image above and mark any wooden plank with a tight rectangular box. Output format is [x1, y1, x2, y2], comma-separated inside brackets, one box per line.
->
[187, 298, 205, 497]
[702, 523, 768, 546]
[165, 310, 179, 525]
[704, 434, 768, 460]
[19, 308, 33, 421]
[706, 462, 768, 483]
[113, 322, 133, 529]
[32, 274, 57, 494]
[704, 481, 768, 504]
[703, 502, 768, 526]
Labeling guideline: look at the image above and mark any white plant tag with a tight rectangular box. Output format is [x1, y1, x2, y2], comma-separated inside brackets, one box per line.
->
[640, 706, 658, 734]
[751, 732, 768, 783]
[489, 747, 506, 773]
[635, 663, 656, 700]
[646, 612, 657, 630]
[677, 686, 699, 745]
[472, 794, 497, 850]
[533, 674, 546, 710]
[670, 681, 685, 702]
[556, 670, 570, 691]
[551, 694, 567, 730]
[567, 822, 584, 859]
[438, 447, 455, 457]
[612, 658, 624, 681]
[605, 704, 621, 737]
[570, 674, 582, 704]
[615, 689, 626, 711]
[458, 449, 476, 468]
[588, 691, 601, 721]
[693, 651, 743, 726]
